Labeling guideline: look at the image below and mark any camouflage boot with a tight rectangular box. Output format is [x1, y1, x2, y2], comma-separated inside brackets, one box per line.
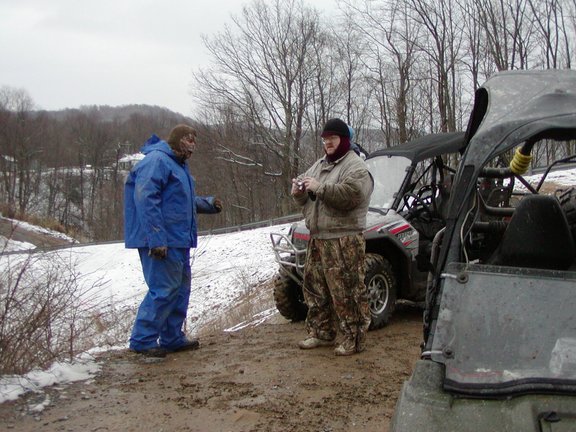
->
[298, 337, 335, 349]
[356, 332, 367, 353]
[334, 338, 356, 356]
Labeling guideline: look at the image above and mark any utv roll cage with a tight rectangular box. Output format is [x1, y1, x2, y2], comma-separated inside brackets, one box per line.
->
[424, 69, 576, 350]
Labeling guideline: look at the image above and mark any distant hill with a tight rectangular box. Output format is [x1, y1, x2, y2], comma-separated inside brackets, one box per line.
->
[33, 104, 195, 125]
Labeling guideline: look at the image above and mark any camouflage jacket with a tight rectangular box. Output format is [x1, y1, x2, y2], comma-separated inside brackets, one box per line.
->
[294, 151, 373, 239]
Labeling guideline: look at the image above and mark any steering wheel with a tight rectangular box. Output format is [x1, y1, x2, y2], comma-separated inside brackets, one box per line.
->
[417, 184, 437, 201]
[402, 192, 433, 222]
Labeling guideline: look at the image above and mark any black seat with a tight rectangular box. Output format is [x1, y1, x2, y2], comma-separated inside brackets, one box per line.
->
[488, 194, 575, 270]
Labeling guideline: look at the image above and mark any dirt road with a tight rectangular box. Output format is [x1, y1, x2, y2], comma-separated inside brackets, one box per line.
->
[0, 306, 422, 432]
[0, 217, 73, 249]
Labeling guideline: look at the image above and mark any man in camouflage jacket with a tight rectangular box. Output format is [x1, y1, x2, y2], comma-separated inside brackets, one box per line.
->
[292, 118, 374, 356]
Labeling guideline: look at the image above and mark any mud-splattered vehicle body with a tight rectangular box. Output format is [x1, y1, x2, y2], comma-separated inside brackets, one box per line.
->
[270, 132, 465, 329]
[391, 70, 576, 431]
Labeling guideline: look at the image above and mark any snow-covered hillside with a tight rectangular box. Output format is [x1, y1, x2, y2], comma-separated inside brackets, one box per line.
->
[0, 222, 291, 403]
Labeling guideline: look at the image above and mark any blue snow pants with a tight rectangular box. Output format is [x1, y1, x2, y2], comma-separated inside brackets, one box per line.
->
[129, 247, 191, 351]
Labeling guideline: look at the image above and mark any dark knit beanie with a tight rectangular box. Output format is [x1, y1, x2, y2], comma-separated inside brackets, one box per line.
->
[321, 118, 350, 138]
[167, 124, 196, 147]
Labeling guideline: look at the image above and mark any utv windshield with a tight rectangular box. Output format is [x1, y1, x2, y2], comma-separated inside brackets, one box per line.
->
[431, 262, 576, 396]
[366, 155, 411, 209]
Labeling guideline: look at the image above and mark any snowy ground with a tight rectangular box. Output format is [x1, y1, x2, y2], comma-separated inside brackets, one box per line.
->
[70, 223, 291, 332]
[0, 223, 291, 404]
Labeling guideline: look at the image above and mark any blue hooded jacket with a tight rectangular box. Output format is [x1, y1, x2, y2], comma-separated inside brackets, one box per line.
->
[348, 125, 368, 159]
[124, 134, 218, 249]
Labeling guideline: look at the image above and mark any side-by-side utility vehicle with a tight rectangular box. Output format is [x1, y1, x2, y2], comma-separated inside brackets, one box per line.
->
[270, 132, 465, 329]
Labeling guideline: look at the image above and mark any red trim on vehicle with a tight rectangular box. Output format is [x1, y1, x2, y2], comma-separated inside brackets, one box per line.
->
[390, 224, 411, 235]
[293, 232, 310, 241]
[365, 223, 386, 233]
[365, 223, 412, 236]
[297, 224, 411, 241]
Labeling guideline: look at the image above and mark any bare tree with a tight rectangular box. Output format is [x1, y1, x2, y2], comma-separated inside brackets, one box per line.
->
[528, 0, 572, 68]
[0, 86, 43, 215]
[406, 0, 464, 132]
[342, 0, 421, 144]
[459, 0, 484, 90]
[193, 0, 328, 215]
[474, 0, 535, 71]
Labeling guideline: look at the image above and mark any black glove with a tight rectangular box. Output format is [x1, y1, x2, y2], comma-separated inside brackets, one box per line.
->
[149, 246, 167, 259]
[213, 198, 223, 213]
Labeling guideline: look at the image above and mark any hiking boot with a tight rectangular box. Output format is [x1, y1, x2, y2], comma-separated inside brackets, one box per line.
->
[130, 347, 168, 358]
[298, 337, 335, 350]
[356, 335, 367, 354]
[356, 340, 366, 354]
[168, 338, 200, 353]
[334, 339, 357, 356]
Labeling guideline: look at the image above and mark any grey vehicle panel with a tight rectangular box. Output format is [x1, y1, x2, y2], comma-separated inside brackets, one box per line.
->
[433, 263, 576, 395]
[392, 360, 576, 432]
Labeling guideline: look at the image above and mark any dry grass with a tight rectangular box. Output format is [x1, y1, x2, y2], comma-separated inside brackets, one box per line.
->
[0, 252, 107, 375]
[0, 203, 68, 235]
[196, 278, 276, 337]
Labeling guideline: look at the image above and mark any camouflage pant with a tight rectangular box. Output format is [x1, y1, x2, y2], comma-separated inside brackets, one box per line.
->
[302, 234, 371, 347]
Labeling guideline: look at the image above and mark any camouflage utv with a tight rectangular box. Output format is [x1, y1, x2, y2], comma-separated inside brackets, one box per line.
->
[270, 132, 465, 330]
[391, 69, 576, 431]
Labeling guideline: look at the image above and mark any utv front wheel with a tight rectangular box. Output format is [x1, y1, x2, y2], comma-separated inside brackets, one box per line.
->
[273, 271, 308, 322]
[365, 253, 397, 330]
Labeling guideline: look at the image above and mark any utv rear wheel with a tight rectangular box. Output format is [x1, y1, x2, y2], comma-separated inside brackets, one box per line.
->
[365, 253, 397, 330]
[273, 271, 307, 322]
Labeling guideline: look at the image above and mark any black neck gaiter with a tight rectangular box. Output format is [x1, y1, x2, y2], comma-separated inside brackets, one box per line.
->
[325, 136, 351, 162]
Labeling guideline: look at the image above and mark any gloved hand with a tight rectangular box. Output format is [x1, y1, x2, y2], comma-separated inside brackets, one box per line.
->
[213, 198, 223, 213]
[304, 177, 321, 193]
[291, 178, 306, 196]
[149, 246, 168, 259]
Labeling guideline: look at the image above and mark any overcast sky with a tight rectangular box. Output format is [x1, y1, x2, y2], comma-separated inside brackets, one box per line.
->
[0, 0, 337, 116]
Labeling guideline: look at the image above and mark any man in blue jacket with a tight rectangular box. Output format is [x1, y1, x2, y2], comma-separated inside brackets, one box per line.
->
[124, 124, 222, 357]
